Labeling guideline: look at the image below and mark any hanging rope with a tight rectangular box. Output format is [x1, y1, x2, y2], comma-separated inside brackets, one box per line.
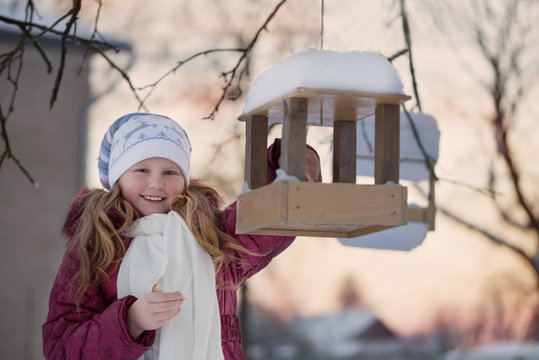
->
[320, 0, 325, 49]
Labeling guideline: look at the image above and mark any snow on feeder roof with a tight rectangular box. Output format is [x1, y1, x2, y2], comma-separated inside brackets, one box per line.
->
[241, 50, 408, 126]
[236, 50, 411, 238]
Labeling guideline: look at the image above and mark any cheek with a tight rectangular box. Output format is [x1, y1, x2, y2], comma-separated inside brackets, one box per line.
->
[167, 179, 185, 196]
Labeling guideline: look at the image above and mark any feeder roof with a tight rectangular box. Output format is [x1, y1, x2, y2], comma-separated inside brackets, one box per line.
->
[242, 50, 405, 115]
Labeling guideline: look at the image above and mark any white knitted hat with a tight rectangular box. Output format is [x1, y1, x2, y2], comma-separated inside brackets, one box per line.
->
[98, 113, 191, 189]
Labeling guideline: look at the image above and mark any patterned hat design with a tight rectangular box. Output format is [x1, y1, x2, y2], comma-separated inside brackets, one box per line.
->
[98, 113, 191, 189]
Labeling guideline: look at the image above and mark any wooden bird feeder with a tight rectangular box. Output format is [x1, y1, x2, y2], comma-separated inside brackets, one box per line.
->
[236, 51, 411, 238]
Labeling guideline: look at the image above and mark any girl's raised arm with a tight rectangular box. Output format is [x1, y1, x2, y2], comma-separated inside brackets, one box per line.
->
[218, 138, 322, 284]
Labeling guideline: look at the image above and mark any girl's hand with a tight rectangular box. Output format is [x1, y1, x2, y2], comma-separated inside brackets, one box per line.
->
[127, 291, 185, 339]
[305, 148, 322, 182]
[277, 147, 322, 182]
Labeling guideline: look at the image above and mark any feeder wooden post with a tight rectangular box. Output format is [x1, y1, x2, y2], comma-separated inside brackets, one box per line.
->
[333, 120, 357, 183]
[281, 97, 308, 180]
[374, 104, 400, 184]
[244, 114, 268, 189]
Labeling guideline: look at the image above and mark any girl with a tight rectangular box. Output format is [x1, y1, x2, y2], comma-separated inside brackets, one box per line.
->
[42, 112, 321, 360]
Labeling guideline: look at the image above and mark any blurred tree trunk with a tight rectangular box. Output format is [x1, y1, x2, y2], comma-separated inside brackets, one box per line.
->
[435, 0, 539, 339]
[473, 0, 539, 338]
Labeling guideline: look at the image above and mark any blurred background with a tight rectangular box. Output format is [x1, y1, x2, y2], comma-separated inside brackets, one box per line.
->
[1, 0, 539, 359]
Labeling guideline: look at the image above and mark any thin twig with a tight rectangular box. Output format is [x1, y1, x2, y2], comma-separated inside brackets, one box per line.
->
[0, 15, 120, 51]
[84, 42, 148, 110]
[78, 0, 104, 76]
[18, 24, 53, 73]
[387, 48, 408, 62]
[401, 104, 438, 180]
[438, 204, 539, 275]
[399, 0, 422, 111]
[203, 0, 288, 120]
[487, 162, 530, 229]
[49, 0, 82, 108]
[136, 48, 245, 110]
[0, 104, 36, 185]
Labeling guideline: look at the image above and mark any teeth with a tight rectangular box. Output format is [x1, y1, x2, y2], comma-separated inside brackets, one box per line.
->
[143, 195, 164, 201]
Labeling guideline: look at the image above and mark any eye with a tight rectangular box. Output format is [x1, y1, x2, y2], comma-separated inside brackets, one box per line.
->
[163, 170, 176, 176]
[135, 168, 149, 173]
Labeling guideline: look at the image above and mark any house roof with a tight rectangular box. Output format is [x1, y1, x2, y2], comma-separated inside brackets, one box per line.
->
[291, 308, 396, 344]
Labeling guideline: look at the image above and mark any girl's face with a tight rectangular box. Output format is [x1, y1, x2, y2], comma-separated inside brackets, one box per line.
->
[118, 157, 186, 216]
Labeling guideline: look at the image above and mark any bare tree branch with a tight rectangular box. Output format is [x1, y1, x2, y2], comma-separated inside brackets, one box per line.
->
[399, 0, 422, 111]
[49, 0, 82, 108]
[0, 0, 291, 183]
[487, 161, 531, 230]
[438, 203, 539, 276]
[135, 48, 245, 110]
[0, 104, 36, 185]
[471, 1, 539, 239]
[203, 0, 288, 120]
[402, 104, 438, 180]
[0, 1, 124, 184]
[387, 48, 408, 63]
[77, 0, 104, 76]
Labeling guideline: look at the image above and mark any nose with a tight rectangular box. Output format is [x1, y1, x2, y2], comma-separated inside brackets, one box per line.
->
[148, 173, 164, 189]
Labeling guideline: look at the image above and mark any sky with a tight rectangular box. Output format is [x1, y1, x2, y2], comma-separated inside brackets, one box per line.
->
[6, 0, 539, 339]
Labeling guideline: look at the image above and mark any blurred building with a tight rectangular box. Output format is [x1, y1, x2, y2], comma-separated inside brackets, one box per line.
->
[0, 4, 127, 358]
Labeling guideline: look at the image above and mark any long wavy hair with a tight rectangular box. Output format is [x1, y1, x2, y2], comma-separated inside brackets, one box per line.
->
[70, 181, 250, 304]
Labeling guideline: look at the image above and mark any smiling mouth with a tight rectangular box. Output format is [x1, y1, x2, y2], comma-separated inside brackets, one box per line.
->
[142, 195, 165, 202]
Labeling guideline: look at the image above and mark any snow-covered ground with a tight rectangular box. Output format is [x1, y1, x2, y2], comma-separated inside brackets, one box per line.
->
[246, 306, 539, 360]
[443, 341, 539, 360]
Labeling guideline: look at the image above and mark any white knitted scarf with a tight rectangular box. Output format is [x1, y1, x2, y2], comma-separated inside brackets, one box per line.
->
[117, 211, 224, 360]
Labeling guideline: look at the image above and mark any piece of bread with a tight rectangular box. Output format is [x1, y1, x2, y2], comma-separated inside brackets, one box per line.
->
[152, 283, 163, 292]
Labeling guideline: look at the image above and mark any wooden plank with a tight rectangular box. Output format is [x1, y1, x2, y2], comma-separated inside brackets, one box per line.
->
[245, 228, 360, 238]
[374, 104, 400, 184]
[427, 169, 436, 230]
[333, 120, 357, 183]
[407, 207, 427, 222]
[236, 181, 408, 237]
[408, 206, 436, 230]
[347, 225, 397, 238]
[286, 182, 406, 225]
[282, 98, 307, 180]
[239, 223, 402, 238]
[244, 114, 268, 189]
[236, 181, 287, 234]
[242, 222, 397, 238]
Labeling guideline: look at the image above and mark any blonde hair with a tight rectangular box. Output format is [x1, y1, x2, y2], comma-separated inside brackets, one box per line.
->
[71, 181, 250, 304]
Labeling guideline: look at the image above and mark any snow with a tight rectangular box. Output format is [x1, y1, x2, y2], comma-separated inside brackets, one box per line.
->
[338, 217, 429, 251]
[242, 49, 405, 114]
[443, 341, 539, 360]
[241, 169, 300, 193]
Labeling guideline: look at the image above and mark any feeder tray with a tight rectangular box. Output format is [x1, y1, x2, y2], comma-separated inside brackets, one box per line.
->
[237, 181, 407, 238]
[237, 87, 411, 238]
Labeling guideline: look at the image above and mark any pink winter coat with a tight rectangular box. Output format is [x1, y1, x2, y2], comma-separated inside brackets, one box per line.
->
[42, 140, 311, 360]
